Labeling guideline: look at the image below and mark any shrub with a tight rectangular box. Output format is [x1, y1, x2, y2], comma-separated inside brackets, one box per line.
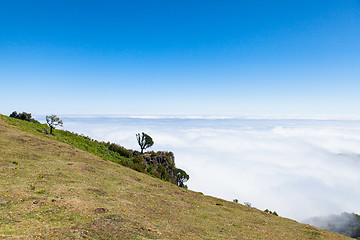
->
[133, 156, 143, 164]
[244, 202, 252, 207]
[9, 111, 39, 123]
[146, 165, 154, 175]
[264, 209, 279, 216]
[133, 150, 140, 156]
[131, 162, 146, 173]
[156, 165, 172, 182]
[108, 143, 133, 158]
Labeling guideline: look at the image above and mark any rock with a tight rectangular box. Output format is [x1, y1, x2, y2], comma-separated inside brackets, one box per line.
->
[94, 208, 106, 213]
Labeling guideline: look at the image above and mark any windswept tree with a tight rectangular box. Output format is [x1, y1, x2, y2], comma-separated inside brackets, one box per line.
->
[175, 168, 189, 187]
[46, 115, 63, 135]
[136, 132, 154, 154]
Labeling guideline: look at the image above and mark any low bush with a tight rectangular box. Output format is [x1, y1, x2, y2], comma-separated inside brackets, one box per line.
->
[244, 202, 252, 207]
[9, 111, 39, 123]
[264, 209, 279, 216]
[108, 143, 133, 158]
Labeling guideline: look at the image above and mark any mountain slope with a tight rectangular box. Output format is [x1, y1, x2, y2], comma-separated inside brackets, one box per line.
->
[3, 113, 188, 187]
[0, 116, 350, 239]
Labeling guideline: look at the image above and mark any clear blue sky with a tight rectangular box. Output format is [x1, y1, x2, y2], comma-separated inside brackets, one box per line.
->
[1, 0, 360, 117]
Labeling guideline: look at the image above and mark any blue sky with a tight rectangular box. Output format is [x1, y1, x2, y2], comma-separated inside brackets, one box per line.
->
[1, 0, 360, 117]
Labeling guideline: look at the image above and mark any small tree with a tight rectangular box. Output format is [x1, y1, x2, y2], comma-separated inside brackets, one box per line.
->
[46, 115, 63, 135]
[136, 132, 154, 154]
[175, 168, 189, 187]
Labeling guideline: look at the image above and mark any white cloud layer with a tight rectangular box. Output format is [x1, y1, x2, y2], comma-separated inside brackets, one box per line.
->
[58, 117, 360, 221]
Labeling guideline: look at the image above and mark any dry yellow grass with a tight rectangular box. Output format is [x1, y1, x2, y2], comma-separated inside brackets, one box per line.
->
[0, 116, 351, 239]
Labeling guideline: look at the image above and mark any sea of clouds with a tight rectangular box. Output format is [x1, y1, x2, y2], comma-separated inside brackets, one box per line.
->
[51, 116, 360, 221]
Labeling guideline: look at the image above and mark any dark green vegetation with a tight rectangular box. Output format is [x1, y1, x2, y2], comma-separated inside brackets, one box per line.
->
[0, 114, 352, 239]
[264, 209, 279, 217]
[136, 132, 154, 154]
[9, 111, 39, 123]
[305, 213, 360, 239]
[7, 114, 188, 187]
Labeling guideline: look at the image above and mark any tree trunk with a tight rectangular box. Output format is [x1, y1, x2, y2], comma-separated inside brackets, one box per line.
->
[50, 126, 53, 135]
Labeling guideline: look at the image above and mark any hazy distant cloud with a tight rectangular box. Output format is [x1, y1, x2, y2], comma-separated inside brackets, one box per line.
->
[62, 117, 360, 221]
[303, 212, 360, 237]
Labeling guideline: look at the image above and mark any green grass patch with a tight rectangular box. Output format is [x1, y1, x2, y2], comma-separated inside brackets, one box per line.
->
[306, 231, 322, 237]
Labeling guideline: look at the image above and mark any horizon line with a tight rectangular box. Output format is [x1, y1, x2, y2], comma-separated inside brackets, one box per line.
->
[30, 113, 360, 121]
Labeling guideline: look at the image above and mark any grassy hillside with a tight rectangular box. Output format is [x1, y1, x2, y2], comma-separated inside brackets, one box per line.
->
[0, 115, 350, 239]
[2, 115, 188, 187]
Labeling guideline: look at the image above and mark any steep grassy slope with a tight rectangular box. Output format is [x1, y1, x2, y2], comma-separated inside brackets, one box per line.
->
[0, 116, 350, 239]
[2, 115, 188, 187]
